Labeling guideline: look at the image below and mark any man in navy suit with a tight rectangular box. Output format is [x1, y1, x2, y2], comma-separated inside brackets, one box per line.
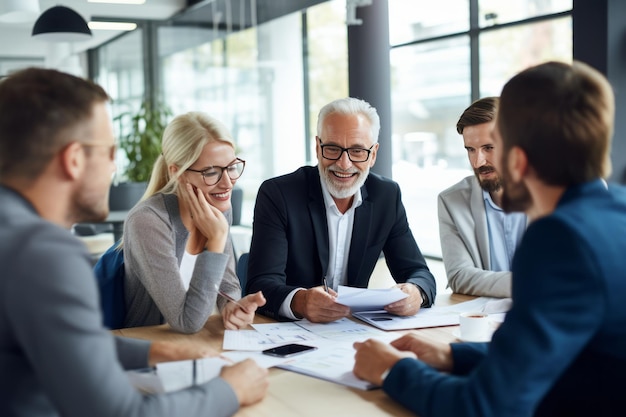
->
[247, 97, 436, 322]
[353, 61, 626, 416]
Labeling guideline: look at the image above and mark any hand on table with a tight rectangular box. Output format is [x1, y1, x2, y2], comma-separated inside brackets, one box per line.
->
[353, 338, 416, 386]
[148, 340, 216, 366]
[220, 359, 269, 406]
[291, 286, 351, 323]
[384, 283, 423, 316]
[222, 291, 266, 330]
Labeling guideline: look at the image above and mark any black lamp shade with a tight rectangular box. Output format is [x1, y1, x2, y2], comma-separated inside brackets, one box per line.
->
[32, 5, 92, 43]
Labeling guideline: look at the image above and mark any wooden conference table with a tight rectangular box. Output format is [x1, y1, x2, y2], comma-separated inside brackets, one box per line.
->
[113, 293, 474, 417]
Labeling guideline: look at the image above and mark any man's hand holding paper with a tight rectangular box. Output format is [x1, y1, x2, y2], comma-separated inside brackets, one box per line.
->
[384, 283, 424, 316]
[335, 285, 411, 313]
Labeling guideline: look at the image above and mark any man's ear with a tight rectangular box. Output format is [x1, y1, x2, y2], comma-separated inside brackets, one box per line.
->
[59, 142, 86, 181]
[368, 142, 379, 168]
[508, 146, 528, 182]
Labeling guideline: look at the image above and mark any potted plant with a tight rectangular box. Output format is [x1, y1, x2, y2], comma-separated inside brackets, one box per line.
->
[109, 100, 172, 211]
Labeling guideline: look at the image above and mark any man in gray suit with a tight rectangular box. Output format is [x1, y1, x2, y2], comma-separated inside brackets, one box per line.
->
[437, 97, 526, 297]
[0, 68, 267, 417]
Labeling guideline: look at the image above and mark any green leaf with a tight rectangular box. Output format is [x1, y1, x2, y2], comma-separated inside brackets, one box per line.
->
[115, 100, 172, 183]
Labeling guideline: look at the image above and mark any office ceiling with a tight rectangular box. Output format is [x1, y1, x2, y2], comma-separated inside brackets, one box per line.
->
[0, 0, 328, 61]
[0, 0, 187, 59]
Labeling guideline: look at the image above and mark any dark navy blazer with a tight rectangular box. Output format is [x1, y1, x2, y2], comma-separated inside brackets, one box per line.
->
[246, 166, 436, 320]
[383, 179, 626, 416]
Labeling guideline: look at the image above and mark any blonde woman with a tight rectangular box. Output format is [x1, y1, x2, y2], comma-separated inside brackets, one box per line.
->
[122, 111, 265, 333]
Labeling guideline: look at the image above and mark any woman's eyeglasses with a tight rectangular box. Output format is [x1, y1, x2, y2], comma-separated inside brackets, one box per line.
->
[186, 158, 246, 186]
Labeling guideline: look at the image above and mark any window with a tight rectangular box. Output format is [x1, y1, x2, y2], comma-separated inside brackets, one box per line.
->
[306, 0, 349, 162]
[388, 0, 572, 257]
[93, 29, 145, 182]
[480, 17, 572, 96]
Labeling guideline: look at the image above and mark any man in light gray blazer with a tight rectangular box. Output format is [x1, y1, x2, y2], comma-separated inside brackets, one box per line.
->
[0, 68, 267, 417]
[438, 97, 526, 297]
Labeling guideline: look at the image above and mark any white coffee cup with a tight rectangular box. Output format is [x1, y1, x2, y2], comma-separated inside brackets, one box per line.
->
[458, 311, 491, 342]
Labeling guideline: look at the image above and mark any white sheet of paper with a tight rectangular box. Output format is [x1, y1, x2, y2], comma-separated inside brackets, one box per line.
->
[295, 317, 386, 342]
[335, 285, 408, 311]
[251, 322, 319, 344]
[220, 350, 294, 369]
[277, 341, 378, 390]
[223, 329, 279, 351]
[352, 297, 512, 331]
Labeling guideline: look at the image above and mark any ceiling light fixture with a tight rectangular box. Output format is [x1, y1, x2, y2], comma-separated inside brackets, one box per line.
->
[88, 21, 137, 31]
[0, 0, 39, 24]
[32, 5, 92, 42]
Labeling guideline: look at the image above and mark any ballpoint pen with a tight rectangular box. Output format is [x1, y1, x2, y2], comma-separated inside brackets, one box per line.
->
[323, 276, 330, 294]
[218, 290, 249, 312]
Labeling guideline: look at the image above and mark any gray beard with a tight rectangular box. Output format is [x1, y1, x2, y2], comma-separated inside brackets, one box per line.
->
[318, 164, 368, 199]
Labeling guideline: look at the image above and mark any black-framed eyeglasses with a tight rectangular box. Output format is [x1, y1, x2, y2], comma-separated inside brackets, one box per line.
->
[186, 158, 245, 186]
[317, 136, 374, 163]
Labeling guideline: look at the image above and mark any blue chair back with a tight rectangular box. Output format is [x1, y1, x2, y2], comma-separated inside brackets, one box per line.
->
[93, 241, 126, 329]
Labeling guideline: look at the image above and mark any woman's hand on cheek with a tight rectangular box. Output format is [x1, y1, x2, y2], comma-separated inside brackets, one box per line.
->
[183, 183, 228, 253]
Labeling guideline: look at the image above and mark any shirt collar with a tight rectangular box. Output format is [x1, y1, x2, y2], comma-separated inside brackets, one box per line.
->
[483, 189, 503, 212]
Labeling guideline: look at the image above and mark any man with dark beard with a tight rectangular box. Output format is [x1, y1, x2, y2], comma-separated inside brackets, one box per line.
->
[353, 61, 626, 417]
[247, 97, 436, 322]
[438, 97, 526, 297]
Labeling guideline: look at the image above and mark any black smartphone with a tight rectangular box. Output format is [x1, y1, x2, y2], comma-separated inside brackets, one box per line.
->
[262, 343, 317, 358]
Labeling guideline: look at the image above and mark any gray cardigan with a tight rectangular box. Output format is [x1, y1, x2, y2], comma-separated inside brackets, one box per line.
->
[123, 193, 241, 333]
[0, 186, 239, 417]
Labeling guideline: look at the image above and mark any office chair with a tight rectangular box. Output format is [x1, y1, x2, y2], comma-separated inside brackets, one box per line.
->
[236, 252, 249, 297]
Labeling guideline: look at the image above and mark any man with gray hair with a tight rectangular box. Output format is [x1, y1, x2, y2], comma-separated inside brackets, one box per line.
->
[247, 97, 436, 322]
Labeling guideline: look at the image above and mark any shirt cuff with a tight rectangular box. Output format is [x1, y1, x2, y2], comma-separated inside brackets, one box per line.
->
[380, 367, 391, 383]
[408, 283, 429, 307]
[278, 288, 304, 320]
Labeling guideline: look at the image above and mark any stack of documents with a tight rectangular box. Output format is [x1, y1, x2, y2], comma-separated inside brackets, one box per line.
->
[221, 318, 395, 391]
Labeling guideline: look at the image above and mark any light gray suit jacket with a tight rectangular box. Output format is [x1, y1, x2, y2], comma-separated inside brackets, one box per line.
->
[437, 176, 516, 297]
[0, 186, 239, 417]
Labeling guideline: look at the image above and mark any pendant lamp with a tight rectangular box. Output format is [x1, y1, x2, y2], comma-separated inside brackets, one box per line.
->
[32, 5, 92, 43]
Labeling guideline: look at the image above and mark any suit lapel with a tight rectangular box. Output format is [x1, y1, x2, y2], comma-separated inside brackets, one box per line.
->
[308, 170, 330, 277]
